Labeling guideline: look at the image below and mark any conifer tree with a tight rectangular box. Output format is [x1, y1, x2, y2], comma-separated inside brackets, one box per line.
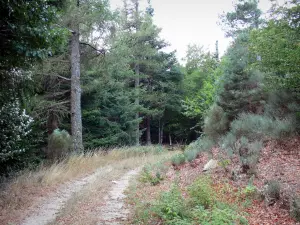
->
[120, 0, 169, 145]
[216, 34, 264, 121]
[216, 0, 264, 122]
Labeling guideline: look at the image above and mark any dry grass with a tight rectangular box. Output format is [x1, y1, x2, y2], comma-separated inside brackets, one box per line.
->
[0, 145, 175, 224]
[50, 151, 176, 225]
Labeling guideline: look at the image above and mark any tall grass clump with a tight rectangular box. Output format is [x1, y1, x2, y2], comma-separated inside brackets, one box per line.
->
[109, 145, 165, 159]
[140, 160, 169, 186]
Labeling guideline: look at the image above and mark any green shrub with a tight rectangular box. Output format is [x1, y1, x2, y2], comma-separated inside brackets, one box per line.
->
[203, 104, 229, 141]
[239, 138, 262, 173]
[219, 132, 236, 155]
[229, 113, 294, 141]
[188, 176, 214, 208]
[153, 185, 188, 223]
[140, 162, 168, 186]
[184, 149, 197, 162]
[47, 129, 72, 160]
[185, 136, 214, 159]
[265, 90, 300, 131]
[199, 136, 215, 152]
[0, 99, 33, 162]
[221, 134, 262, 173]
[171, 154, 186, 166]
[218, 158, 231, 172]
[220, 113, 294, 173]
[290, 195, 300, 222]
[140, 165, 162, 185]
[242, 184, 257, 198]
[131, 177, 249, 225]
[191, 202, 248, 225]
[265, 180, 280, 201]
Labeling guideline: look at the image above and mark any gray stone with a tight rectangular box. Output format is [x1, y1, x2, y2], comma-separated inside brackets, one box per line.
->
[203, 159, 218, 172]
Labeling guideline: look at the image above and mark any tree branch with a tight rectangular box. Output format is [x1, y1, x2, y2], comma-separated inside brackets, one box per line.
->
[55, 74, 71, 81]
[79, 42, 106, 56]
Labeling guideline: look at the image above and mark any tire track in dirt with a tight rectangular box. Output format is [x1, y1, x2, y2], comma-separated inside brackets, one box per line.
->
[21, 166, 113, 225]
[97, 168, 141, 225]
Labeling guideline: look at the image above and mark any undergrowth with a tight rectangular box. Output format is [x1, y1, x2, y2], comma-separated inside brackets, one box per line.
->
[130, 175, 250, 225]
[139, 160, 169, 185]
[171, 154, 186, 166]
[183, 136, 215, 163]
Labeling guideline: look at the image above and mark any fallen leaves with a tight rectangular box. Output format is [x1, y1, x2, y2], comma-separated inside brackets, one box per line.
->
[127, 137, 300, 224]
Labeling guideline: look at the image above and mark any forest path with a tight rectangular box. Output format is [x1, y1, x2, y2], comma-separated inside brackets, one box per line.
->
[97, 168, 140, 225]
[21, 165, 113, 225]
[20, 166, 142, 225]
[17, 151, 174, 225]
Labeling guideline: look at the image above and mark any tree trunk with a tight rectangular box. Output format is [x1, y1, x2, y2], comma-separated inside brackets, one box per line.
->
[169, 133, 172, 146]
[158, 119, 161, 144]
[160, 120, 164, 145]
[70, 21, 83, 152]
[135, 63, 140, 146]
[146, 115, 151, 145]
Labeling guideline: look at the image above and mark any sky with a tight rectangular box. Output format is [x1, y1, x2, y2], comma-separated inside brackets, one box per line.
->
[109, 0, 284, 63]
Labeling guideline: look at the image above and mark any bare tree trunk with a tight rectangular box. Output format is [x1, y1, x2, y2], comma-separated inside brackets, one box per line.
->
[160, 120, 164, 145]
[158, 119, 161, 144]
[169, 133, 172, 146]
[146, 115, 151, 145]
[70, 21, 83, 152]
[135, 63, 140, 146]
[133, 0, 140, 146]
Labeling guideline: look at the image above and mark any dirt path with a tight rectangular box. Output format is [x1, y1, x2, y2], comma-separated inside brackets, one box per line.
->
[21, 166, 113, 225]
[97, 168, 140, 225]
[20, 167, 140, 225]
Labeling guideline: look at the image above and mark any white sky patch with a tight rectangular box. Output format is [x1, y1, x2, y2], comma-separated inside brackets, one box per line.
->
[110, 0, 286, 64]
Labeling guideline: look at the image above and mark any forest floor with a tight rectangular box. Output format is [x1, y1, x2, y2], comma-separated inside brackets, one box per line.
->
[126, 138, 300, 225]
[0, 147, 176, 225]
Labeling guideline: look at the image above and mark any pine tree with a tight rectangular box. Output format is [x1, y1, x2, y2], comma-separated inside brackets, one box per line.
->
[62, 0, 111, 151]
[220, 0, 262, 37]
[81, 31, 138, 148]
[120, 0, 169, 145]
[216, 34, 264, 121]
[216, 0, 265, 122]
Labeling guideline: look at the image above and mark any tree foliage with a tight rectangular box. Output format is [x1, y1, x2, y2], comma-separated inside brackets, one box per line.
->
[250, 1, 300, 91]
[1, 0, 300, 177]
[0, 0, 67, 69]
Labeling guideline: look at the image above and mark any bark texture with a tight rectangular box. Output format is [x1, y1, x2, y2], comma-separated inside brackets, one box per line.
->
[146, 116, 151, 145]
[70, 25, 83, 152]
[135, 63, 140, 146]
[159, 119, 164, 145]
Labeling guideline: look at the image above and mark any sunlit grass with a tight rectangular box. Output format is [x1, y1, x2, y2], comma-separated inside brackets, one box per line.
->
[0, 145, 177, 224]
